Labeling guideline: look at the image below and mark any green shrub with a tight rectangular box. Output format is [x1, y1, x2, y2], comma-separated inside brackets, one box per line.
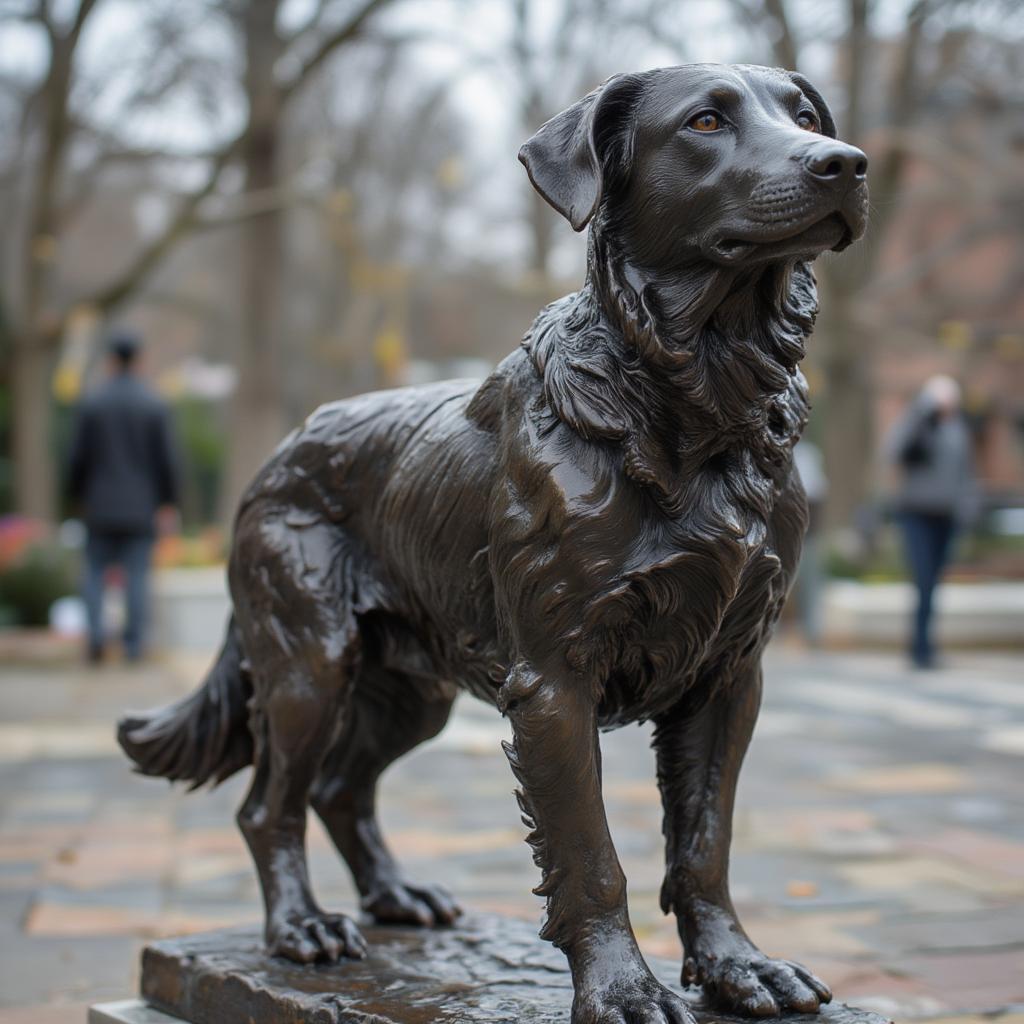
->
[0, 544, 78, 627]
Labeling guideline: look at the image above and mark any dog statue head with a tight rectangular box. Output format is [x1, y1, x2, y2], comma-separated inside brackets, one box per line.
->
[519, 64, 868, 270]
[516, 65, 868, 508]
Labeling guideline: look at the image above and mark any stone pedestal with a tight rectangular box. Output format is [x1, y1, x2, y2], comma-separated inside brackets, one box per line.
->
[90, 913, 891, 1024]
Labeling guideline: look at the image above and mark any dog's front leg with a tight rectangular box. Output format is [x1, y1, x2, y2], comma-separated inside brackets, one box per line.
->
[654, 661, 832, 1016]
[500, 661, 694, 1024]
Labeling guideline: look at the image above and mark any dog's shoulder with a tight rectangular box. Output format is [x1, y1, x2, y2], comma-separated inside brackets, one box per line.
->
[464, 346, 544, 429]
[465, 368, 508, 433]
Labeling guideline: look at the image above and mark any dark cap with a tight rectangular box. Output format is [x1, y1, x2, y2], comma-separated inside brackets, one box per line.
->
[107, 330, 142, 365]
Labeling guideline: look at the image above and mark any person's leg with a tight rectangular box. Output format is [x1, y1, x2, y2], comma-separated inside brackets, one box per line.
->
[899, 513, 932, 666]
[122, 535, 154, 661]
[82, 533, 112, 661]
[920, 515, 957, 666]
[934, 516, 957, 578]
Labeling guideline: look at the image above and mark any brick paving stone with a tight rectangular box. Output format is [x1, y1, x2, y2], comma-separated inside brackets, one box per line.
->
[890, 950, 1024, 1011]
[43, 842, 174, 890]
[907, 828, 1024, 880]
[742, 909, 880, 957]
[862, 906, 1024, 955]
[983, 725, 1024, 756]
[809, 964, 951, 1018]
[823, 764, 973, 795]
[25, 903, 171, 938]
[839, 983, 950, 1019]
[387, 825, 524, 857]
[0, 932, 139, 1007]
[738, 808, 896, 855]
[170, 854, 248, 887]
[837, 855, 1024, 898]
[0, 1004, 91, 1024]
[919, 1017, 1024, 1024]
[25, 901, 255, 939]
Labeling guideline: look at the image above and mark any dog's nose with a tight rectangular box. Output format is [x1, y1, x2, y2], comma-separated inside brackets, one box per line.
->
[803, 143, 868, 187]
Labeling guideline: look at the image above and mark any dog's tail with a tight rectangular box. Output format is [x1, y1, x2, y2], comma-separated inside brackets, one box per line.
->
[117, 617, 253, 790]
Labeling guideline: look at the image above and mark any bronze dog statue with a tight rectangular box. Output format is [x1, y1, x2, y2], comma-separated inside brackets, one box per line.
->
[120, 63, 867, 1024]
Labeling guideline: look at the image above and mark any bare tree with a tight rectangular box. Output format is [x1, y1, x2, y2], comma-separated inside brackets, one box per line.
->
[0, 0, 398, 521]
[0, 0, 238, 521]
[214, 0, 396, 513]
[726, 0, 1024, 528]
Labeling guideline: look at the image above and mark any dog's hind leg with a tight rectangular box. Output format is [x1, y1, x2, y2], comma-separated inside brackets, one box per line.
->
[230, 511, 367, 964]
[654, 661, 832, 1015]
[312, 665, 461, 926]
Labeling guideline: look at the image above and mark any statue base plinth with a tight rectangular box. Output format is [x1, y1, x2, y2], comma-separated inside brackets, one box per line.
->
[91, 912, 891, 1024]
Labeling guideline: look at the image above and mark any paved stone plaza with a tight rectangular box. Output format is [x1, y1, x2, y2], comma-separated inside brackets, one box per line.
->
[1, 645, 1022, 1023]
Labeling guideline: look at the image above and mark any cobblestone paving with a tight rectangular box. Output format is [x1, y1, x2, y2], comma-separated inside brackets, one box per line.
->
[1, 645, 1023, 1023]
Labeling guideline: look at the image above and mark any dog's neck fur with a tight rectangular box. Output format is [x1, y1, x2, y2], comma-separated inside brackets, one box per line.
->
[524, 222, 815, 518]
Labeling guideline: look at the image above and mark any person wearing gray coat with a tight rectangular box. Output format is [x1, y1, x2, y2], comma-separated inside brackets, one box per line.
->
[67, 332, 179, 662]
[886, 375, 978, 668]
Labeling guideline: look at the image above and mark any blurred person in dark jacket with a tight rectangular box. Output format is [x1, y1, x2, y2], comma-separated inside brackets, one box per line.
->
[68, 331, 179, 662]
[886, 375, 978, 669]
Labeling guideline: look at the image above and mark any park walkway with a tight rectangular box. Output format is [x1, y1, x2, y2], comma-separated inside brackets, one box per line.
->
[0, 645, 1022, 1023]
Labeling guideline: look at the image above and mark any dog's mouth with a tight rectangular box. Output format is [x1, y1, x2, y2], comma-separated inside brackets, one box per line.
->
[708, 212, 853, 265]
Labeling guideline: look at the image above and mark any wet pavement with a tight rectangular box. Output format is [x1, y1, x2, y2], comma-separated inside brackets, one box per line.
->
[1, 645, 1023, 1023]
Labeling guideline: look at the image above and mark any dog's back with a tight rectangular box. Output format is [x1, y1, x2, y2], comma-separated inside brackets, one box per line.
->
[236, 379, 479, 520]
[233, 376, 513, 698]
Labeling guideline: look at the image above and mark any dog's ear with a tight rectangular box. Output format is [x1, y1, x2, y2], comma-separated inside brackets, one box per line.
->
[519, 74, 638, 232]
[787, 71, 837, 138]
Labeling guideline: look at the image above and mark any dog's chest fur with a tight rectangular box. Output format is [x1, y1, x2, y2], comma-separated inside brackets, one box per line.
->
[595, 502, 793, 725]
[490, 391, 801, 725]
[478, 255, 815, 723]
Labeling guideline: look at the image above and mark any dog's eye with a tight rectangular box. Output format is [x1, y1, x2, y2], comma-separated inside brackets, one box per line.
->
[796, 111, 820, 132]
[689, 112, 721, 133]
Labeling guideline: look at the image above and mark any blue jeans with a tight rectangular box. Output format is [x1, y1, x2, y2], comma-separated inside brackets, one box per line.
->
[83, 532, 154, 659]
[899, 512, 956, 666]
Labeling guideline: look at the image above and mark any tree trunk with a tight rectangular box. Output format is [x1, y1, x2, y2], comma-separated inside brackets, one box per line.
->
[528, 187, 555, 281]
[11, 35, 74, 524]
[11, 338, 58, 522]
[224, 147, 288, 514]
[224, 1, 288, 517]
[818, 289, 875, 532]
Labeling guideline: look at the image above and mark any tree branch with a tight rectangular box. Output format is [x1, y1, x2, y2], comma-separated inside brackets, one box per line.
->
[720, 0, 798, 68]
[68, 134, 242, 318]
[823, 0, 932, 294]
[763, 0, 799, 69]
[68, 0, 99, 42]
[871, 0, 930, 203]
[193, 180, 322, 230]
[282, 0, 330, 47]
[34, 0, 55, 41]
[57, 145, 220, 229]
[278, 0, 392, 102]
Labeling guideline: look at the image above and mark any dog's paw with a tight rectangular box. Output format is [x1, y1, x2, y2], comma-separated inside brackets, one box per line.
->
[361, 880, 462, 926]
[685, 952, 831, 1016]
[267, 911, 367, 963]
[573, 971, 695, 1024]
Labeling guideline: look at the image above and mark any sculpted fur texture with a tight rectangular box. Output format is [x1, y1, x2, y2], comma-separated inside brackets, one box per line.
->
[119, 63, 868, 1024]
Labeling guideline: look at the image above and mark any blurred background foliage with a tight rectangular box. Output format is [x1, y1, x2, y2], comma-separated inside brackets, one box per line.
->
[0, 0, 1022, 574]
